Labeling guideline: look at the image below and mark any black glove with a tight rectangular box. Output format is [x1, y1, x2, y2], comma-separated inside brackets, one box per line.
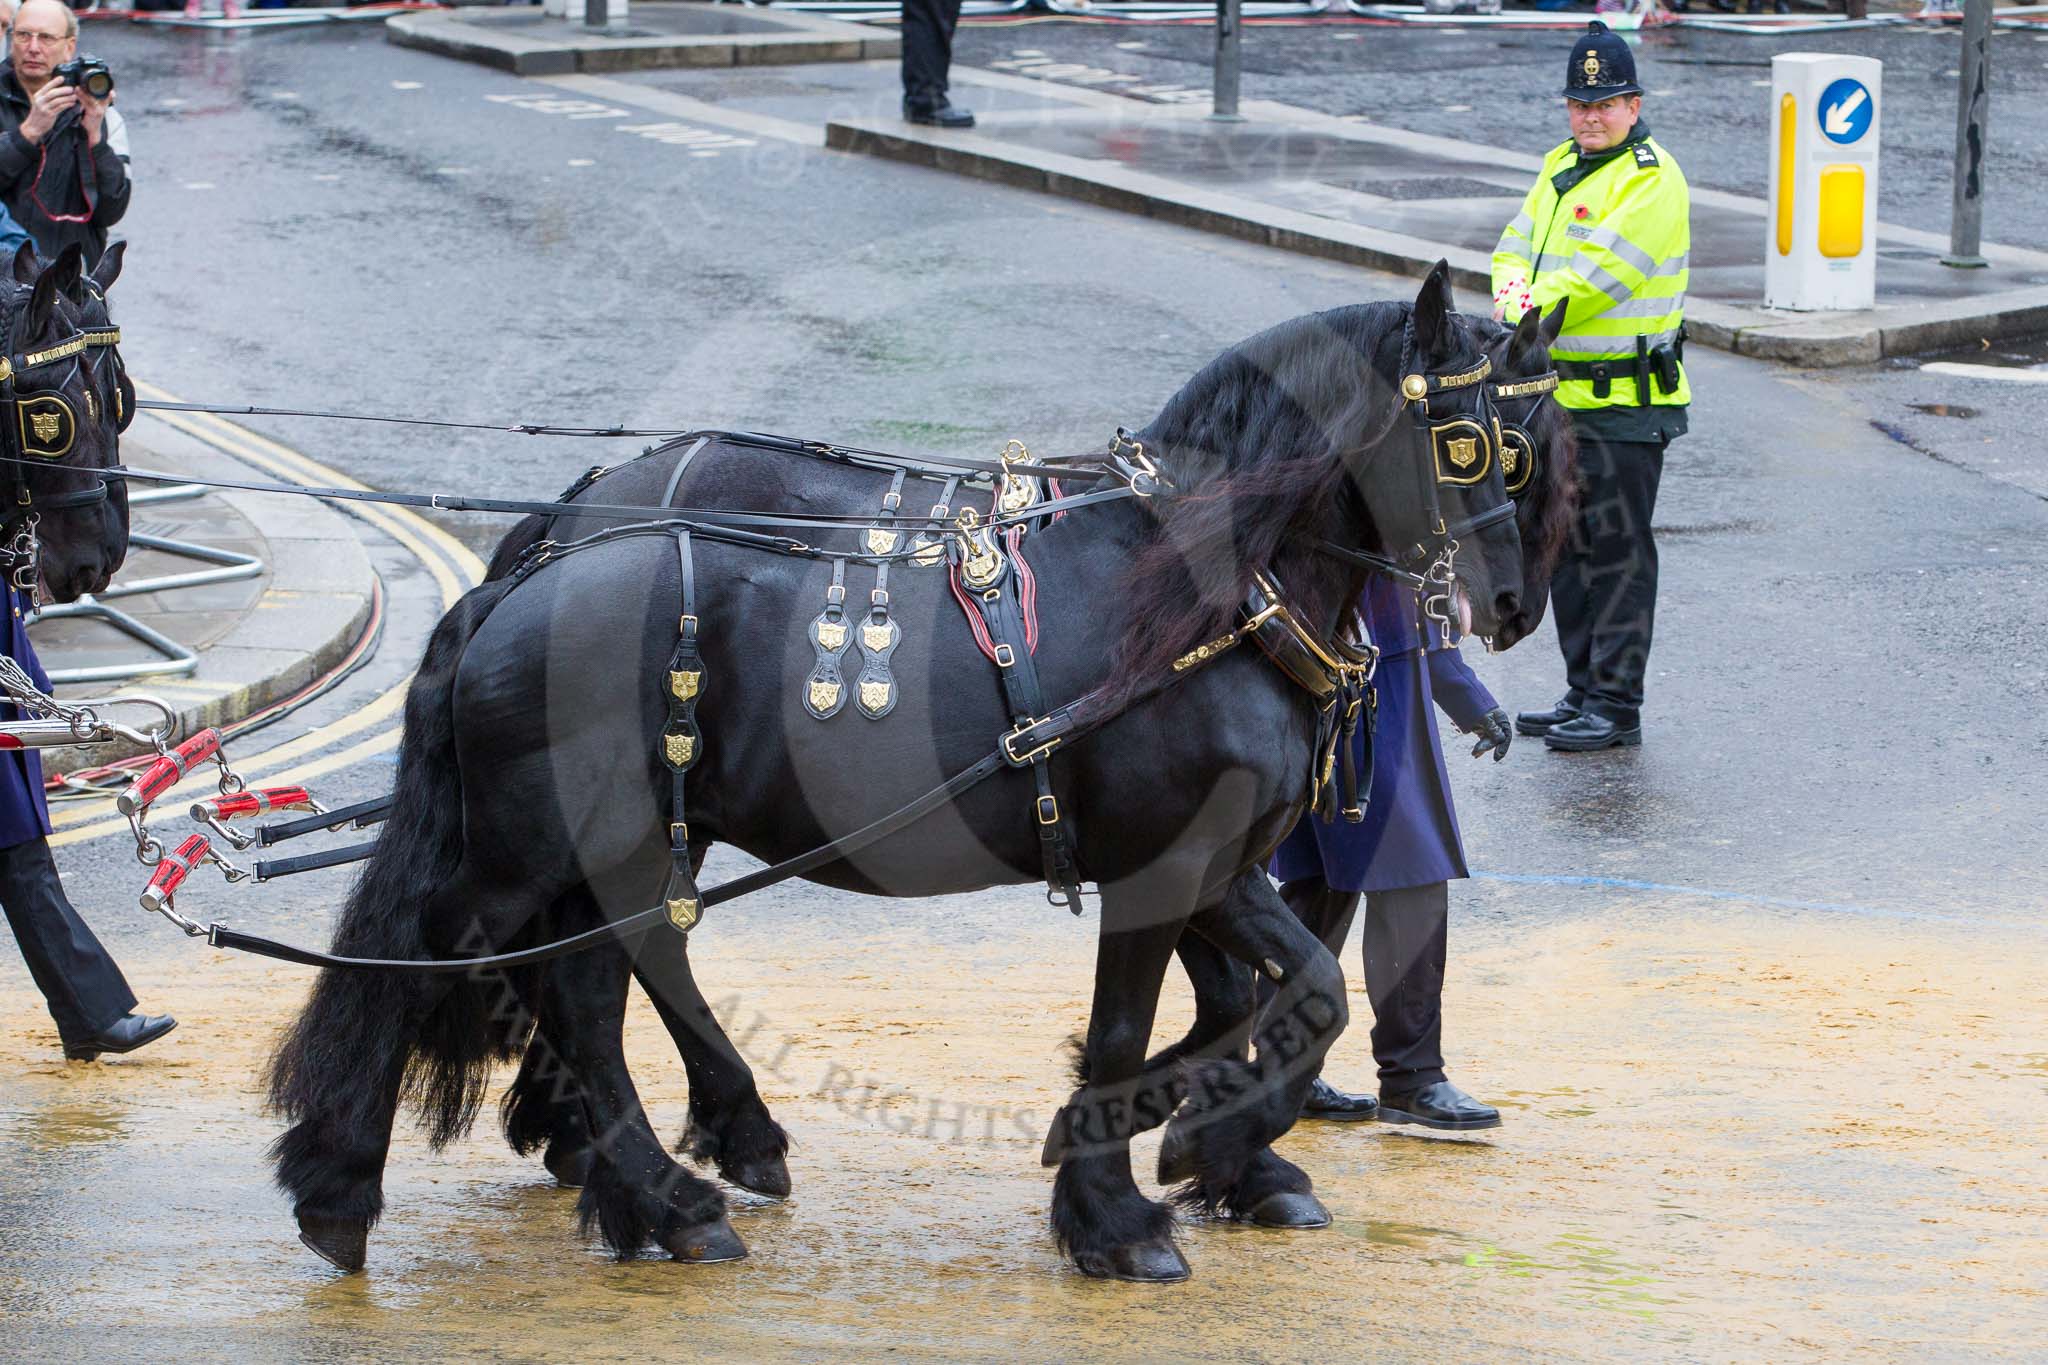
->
[1468, 707, 1512, 761]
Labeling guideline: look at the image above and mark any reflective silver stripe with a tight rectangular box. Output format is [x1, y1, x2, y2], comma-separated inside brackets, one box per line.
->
[1575, 261, 1637, 306]
[1584, 227, 1659, 279]
[1605, 293, 1685, 320]
[1504, 211, 1533, 238]
[1650, 252, 1689, 278]
[1494, 233, 1532, 263]
[1551, 328, 1680, 356]
[1536, 251, 1574, 275]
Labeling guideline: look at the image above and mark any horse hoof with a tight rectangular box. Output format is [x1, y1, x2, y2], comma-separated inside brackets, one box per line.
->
[296, 1213, 369, 1273]
[1245, 1191, 1331, 1229]
[1077, 1239, 1191, 1283]
[721, 1154, 791, 1201]
[544, 1142, 592, 1189]
[664, 1217, 748, 1264]
[1156, 1126, 1196, 1184]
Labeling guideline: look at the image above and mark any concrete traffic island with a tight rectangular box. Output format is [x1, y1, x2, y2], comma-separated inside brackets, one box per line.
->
[387, 1, 899, 76]
[828, 87, 2048, 368]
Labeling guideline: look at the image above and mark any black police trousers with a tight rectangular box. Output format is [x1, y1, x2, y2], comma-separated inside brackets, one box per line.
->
[1553, 432, 1666, 728]
[0, 835, 136, 1045]
[901, 0, 965, 103]
[1279, 878, 1450, 1091]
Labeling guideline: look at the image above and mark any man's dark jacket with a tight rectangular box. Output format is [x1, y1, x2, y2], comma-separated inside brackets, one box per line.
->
[0, 70, 129, 266]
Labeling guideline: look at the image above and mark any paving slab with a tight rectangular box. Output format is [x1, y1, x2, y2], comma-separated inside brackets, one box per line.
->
[387, 2, 898, 77]
[826, 79, 2048, 367]
[26, 426, 377, 772]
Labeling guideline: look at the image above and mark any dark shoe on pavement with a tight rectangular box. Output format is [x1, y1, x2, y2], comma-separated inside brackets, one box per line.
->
[63, 1012, 177, 1061]
[1514, 697, 1581, 737]
[1378, 1081, 1501, 1131]
[1542, 712, 1642, 752]
[1299, 1076, 1379, 1122]
[903, 97, 975, 129]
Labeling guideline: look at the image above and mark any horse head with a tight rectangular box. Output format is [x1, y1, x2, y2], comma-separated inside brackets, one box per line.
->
[0, 245, 128, 603]
[1360, 262, 1526, 643]
[1484, 301, 1578, 652]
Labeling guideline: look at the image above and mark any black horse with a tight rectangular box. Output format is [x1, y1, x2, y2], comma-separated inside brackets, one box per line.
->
[0, 245, 129, 605]
[268, 268, 1526, 1281]
[491, 299, 1582, 1240]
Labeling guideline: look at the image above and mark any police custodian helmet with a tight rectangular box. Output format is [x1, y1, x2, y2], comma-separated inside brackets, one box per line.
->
[1564, 20, 1642, 102]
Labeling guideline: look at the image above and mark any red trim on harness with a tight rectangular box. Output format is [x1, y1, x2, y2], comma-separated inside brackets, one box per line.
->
[191, 786, 314, 822]
[141, 833, 210, 910]
[948, 532, 1044, 665]
[127, 728, 222, 809]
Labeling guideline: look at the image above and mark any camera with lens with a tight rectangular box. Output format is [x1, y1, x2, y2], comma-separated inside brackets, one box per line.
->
[54, 56, 115, 102]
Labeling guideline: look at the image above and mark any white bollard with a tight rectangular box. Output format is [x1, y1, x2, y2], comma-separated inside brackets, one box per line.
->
[1765, 53, 1881, 312]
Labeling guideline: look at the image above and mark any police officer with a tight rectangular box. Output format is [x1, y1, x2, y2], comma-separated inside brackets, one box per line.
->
[1492, 22, 1690, 751]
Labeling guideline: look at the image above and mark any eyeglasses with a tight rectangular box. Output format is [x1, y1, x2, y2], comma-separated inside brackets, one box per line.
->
[13, 31, 73, 47]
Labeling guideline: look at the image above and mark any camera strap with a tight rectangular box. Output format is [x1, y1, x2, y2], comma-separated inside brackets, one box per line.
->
[29, 113, 98, 226]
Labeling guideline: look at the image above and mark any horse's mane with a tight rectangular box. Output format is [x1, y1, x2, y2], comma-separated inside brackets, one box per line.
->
[1108, 302, 1413, 692]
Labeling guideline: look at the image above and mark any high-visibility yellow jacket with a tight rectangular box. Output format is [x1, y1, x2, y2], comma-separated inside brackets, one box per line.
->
[1491, 130, 1691, 412]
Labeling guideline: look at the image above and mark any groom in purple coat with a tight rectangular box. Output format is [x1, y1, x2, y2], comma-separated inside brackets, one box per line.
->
[1269, 576, 1510, 1130]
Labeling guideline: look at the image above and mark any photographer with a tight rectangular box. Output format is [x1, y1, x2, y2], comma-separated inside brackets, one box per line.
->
[0, 0, 128, 267]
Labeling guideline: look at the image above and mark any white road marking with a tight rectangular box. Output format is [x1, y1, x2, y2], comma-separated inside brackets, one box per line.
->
[532, 74, 818, 146]
[1919, 362, 2048, 385]
[392, 81, 423, 91]
[488, 89, 764, 156]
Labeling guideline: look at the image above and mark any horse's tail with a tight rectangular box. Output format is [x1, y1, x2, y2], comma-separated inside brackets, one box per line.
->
[265, 576, 517, 1228]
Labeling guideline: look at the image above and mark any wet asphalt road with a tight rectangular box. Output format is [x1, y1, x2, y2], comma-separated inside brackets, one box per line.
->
[1, 17, 2044, 1358]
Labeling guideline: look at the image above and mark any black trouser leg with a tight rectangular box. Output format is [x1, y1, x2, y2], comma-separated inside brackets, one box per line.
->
[1553, 431, 1664, 726]
[0, 835, 136, 1043]
[1361, 882, 1448, 1092]
[900, 0, 963, 104]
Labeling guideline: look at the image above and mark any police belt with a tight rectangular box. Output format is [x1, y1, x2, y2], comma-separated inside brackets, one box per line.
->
[1553, 332, 1684, 406]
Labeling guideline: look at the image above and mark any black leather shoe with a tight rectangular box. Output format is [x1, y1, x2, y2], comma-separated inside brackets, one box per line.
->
[1514, 697, 1580, 737]
[63, 1012, 177, 1061]
[1542, 712, 1642, 752]
[1299, 1077, 1379, 1122]
[903, 97, 974, 129]
[1378, 1081, 1501, 1131]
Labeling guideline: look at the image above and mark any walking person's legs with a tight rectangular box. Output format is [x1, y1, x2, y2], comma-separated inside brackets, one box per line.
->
[1366, 882, 1499, 1131]
[0, 836, 174, 1060]
[900, 0, 974, 127]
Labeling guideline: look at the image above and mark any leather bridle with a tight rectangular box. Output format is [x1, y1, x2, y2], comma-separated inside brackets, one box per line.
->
[1488, 368, 1560, 501]
[0, 307, 114, 593]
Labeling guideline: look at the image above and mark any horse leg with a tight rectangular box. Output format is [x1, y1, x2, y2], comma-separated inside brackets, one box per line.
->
[1041, 884, 1191, 1283]
[637, 942, 793, 1200]
[1156, 869, 1349, 1225]
[539, 913, 746, 1264]
[504, 863, 792, 1200]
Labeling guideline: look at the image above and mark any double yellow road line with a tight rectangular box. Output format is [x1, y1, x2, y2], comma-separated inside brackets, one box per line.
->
[48, 383, 486, 849]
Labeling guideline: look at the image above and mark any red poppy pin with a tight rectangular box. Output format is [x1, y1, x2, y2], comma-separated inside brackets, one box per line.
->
[1573, 204, 1592, 221]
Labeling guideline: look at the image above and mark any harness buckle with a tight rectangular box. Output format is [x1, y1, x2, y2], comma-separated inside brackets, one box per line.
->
[993, 642, 1015, 668]
[1001, 722, 1061, 766]
[1036, 794, 1060, 826]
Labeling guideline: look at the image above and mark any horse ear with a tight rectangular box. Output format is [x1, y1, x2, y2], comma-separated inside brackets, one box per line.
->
[1412, 260, 1456, 359]
[50, 243, 85, 304]
[11, 241, 39, 286]
[91, 240, 126, 293]
[1508, 305, 1543, 367]
[1539, 299, 1568, 346]
[26, 265, 60, 337]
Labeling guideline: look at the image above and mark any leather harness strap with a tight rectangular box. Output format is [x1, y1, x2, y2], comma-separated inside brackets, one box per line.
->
[657, 532, 707, 934]
[952, 528, 1086, 914]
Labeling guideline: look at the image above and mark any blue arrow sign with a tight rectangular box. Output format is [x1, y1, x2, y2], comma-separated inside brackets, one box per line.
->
[1818, 77, 1874, 145]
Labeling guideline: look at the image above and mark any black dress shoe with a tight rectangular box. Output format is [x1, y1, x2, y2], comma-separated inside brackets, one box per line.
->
[1378, 1081, 1501, 1131]
[1542, 712, 1642, 752]
[1299, 1077, 1379, 1122]
[1514, 697, 1580, 737]
[903, 97, 974, 129]
[63, 1012, 177, 1061]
